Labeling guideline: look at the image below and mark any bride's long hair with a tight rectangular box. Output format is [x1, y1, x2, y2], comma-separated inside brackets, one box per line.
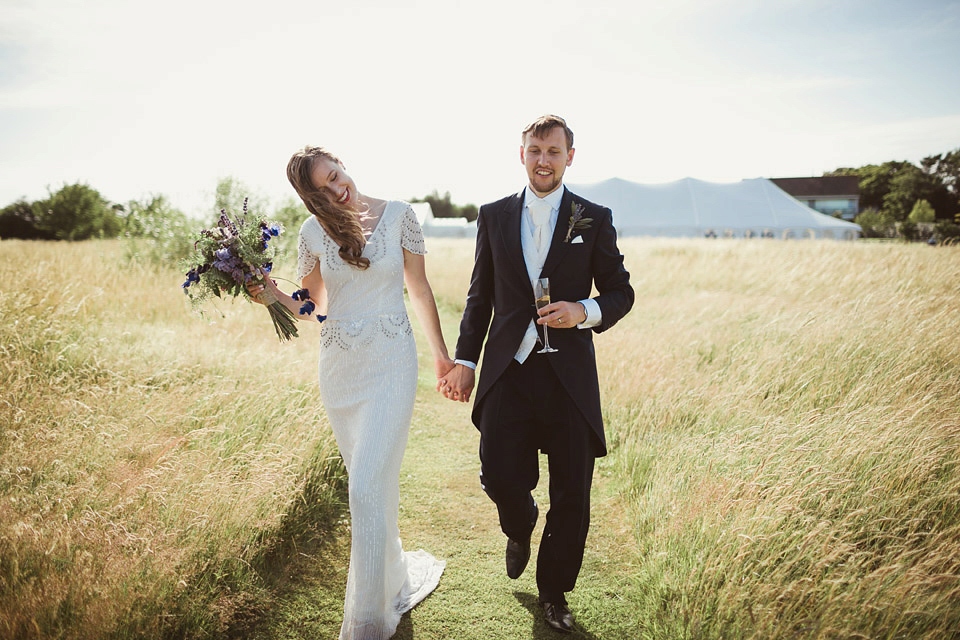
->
[287, 146, 370, 270]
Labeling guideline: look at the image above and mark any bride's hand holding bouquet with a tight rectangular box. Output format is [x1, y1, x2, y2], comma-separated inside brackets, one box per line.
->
[181, 198, 301, 341]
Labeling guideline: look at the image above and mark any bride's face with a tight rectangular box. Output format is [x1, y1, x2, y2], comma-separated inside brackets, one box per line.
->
[310, 158, 360, 209]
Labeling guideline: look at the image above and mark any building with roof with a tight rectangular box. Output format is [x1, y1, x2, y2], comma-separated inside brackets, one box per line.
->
[769, 176, 860, 220]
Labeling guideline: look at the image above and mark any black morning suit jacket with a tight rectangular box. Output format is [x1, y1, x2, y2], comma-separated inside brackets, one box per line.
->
[455, 186, 634, 456]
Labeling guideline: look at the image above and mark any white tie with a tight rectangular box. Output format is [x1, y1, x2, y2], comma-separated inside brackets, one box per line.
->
[528, 197, 552, 253]
[515, 197, 553, 363]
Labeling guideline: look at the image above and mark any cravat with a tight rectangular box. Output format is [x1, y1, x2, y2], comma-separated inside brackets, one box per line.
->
[528, 197, 552, 254]
[515, 197, 553, 363]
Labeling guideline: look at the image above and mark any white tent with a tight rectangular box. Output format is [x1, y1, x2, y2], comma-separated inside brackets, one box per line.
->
[410, 201, 477, 238]
[567, 177, 861, 240]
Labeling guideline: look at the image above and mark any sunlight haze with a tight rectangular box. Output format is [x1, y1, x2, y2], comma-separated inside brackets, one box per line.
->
[2, 0, 958, 216]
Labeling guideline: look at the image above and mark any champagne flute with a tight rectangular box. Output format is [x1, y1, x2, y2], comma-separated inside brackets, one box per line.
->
[535, 278, 558, 354]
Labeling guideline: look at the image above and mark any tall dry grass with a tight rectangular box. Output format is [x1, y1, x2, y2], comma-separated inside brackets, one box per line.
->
[592, 239, 960, 638]
[2, 237, 958, 639]
[0, 240, 345, 638]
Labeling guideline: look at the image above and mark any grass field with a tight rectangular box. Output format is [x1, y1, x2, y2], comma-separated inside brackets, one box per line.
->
[1, 237, 958, 639]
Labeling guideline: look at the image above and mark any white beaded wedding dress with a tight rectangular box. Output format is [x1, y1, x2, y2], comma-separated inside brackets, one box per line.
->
[297, 201, 445, 640]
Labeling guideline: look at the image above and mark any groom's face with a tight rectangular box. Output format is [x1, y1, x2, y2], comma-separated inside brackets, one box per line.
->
[521, 127, 575, 197]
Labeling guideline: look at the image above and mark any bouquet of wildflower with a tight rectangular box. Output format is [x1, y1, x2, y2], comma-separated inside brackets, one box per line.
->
[181, 198, 298, 341]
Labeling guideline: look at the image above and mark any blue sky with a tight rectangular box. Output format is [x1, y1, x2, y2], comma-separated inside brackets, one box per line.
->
[1, 0, 958, 216]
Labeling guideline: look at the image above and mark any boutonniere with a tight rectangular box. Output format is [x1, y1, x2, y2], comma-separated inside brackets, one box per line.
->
[564, 202, 592, 242]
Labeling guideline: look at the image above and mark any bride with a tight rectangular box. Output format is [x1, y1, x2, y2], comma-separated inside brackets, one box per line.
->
[250, 146, 452, 639]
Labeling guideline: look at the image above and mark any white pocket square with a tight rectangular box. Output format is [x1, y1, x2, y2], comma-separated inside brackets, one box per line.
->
[571, 235, 584, 244]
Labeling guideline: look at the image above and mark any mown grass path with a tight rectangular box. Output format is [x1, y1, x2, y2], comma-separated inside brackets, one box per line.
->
[251, 321, 643, 639]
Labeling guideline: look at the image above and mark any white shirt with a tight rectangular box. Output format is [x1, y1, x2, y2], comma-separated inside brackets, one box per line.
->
[456, 186, 602, 370]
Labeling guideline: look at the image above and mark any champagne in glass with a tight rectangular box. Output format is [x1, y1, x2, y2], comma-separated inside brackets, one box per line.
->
[535, 278, 558, 353]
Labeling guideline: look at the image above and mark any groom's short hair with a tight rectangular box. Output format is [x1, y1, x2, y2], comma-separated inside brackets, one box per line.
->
[522, 115, 574, 150]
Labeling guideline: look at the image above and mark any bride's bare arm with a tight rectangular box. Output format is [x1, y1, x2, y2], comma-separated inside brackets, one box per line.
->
[247, 264, 327, 322]
[403, 250, 454, 379]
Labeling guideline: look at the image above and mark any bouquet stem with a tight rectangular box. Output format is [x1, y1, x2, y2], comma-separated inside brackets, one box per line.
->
[255, 288, 298, 342]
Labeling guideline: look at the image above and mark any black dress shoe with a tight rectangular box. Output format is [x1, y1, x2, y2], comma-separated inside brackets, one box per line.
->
[540, 600, 574, 633]
[505, 536, 531, 579]
[505, 503, 538, 579]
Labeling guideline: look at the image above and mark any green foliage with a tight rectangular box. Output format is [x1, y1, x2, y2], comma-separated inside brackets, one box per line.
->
[854, 208, 896, 238]
[31, 183, 122, 240]
[933, 220, 960, 243]
[0, 199, 53, 239]
[908, 198, 936, 223]
[882, 165, 934, 221]
[411, 190, 478, 222]
[270, 196, 309, 256]
[898, 219, 919, 241]
[828, 148, 960, 223]
[122, 195, 201, 265]
[214, 176, 270, 225]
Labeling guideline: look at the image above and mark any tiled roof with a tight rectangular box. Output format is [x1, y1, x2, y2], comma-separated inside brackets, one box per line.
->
[770, 176, 860, 197]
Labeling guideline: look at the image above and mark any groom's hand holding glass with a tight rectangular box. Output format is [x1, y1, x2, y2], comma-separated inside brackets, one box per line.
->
[438, 298, 586, 403]
[536, 300, 588, 329]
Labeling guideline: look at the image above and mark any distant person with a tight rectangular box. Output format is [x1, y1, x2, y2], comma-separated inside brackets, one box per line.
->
[439, 115, 634, 633]
[249, 146, 452, 639]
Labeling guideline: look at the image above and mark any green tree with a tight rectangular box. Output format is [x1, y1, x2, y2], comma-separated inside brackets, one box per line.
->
[213, 176, 270, 224]
[271, 196, 308, 232]
[271, 196, 309, 255]
[410, 190, 478, 222]
[908, 199, 936, 223]
[35, 183, 121, 240]
[124, 195, 191, 237]
[920, 149, 960, 219]
[0, 199, 53, 239]
[828, 150, 960, 223]
[854, 208, 896, 238]
[121, 194, 200, 264]
[882, 165, 936, 221]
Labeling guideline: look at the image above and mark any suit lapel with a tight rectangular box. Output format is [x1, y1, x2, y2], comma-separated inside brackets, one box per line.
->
[497, 191, 531, 288]
[540, 187, 574, 278]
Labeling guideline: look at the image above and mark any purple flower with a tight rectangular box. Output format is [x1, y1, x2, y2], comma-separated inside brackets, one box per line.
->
[292, 288, 309, 301]
[262, 262, 273, 273]
[299, 300, 316, 316]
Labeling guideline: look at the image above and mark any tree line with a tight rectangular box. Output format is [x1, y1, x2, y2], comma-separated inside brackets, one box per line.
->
[3, 148, 957, 243]
[829, 148, 960, 240]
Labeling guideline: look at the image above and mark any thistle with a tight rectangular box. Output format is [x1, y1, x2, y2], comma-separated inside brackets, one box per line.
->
[565, 202, 592, 242]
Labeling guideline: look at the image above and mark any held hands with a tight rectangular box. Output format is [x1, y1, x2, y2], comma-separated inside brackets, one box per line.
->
[434, 356, 456, 382]
[536, 300, 587, 328]
[437, 364, 475, 403]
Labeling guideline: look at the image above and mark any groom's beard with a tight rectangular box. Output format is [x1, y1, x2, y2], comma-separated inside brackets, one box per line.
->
[530, 173, 562, 196]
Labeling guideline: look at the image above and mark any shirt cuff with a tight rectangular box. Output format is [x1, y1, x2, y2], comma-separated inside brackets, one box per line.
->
[577, 299, 602, 329]
[454, 359, 477, 370]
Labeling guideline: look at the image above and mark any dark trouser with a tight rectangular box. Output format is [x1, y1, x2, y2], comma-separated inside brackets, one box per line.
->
[477, 353, 597, 603]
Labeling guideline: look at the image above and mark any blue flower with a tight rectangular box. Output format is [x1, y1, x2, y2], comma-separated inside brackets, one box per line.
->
[292, 288, 309, 301]
[269, 225, 281, 236]
[299, 300, 316, 316]
[316, 314, 327, 323]
[262, 262, 273, 273]
[182, 268, 201, 288]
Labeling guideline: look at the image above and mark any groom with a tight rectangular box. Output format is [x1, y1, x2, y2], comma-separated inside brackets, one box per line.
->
[440, 115, 633, 632]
